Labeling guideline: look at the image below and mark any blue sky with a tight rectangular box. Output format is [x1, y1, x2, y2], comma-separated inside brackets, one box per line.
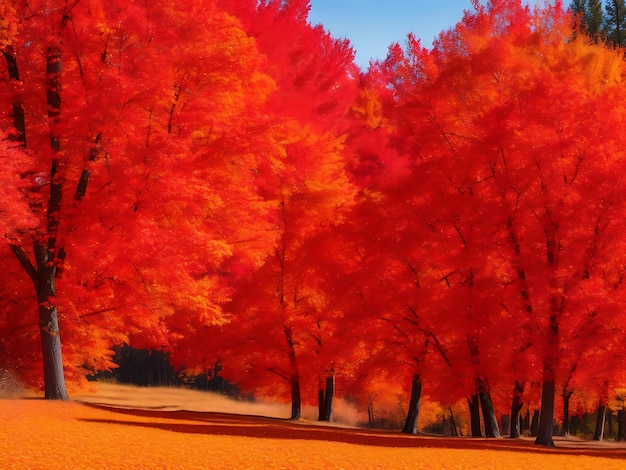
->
[307, 1, 475, 68]
[307, 1, 544, 69]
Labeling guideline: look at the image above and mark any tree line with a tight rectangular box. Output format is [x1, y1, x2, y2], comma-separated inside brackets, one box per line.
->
[571, 0, 626, 45]
[2, 0, 626, 448]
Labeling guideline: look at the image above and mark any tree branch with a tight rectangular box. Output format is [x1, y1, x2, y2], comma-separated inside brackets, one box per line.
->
[267, 367, 290, 383]
[9, 243, 37, 287]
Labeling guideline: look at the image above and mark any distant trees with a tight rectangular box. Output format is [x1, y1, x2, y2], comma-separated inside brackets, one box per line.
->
[605, 0, 626, 45]
[570, 0, 626, 45]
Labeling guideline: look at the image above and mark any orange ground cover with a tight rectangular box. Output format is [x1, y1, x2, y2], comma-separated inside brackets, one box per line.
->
[2, 399, 626, 470]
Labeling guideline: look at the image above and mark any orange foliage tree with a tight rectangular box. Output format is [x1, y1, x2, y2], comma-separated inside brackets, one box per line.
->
[371, 0, 626, 445]
[0, 0, 278, 397]
[164, 0, 358, 421]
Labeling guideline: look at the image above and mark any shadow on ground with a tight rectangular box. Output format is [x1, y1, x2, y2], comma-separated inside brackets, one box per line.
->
[78, 403, 626, 460]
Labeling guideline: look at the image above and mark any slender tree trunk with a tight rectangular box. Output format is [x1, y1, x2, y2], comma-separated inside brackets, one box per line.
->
[321, 370, 334, 422]
[368, 396, 375, 427]
[535, 285, 560, 447]
[594, 403, 607, 441]
[468, 393, 482, 437]
[288, 369, 301, 420]
[530, 410, 539, 437]
[318, 387, 325, 421]
[36, 243, 68, 400]
[4, 41, 68, 400]
[510, 381, 524, 438]
[2, 48, 26, 145]
[402, 373, 422, 434]
[284, 326, 301, 420]
[448, 406, 459, 436]
[478, 375, 501, 438]
[618, 410, 626, 442]
[37, 46, 67, 400]
[562, 389, 573, 437]
[535, 377, 555, 447]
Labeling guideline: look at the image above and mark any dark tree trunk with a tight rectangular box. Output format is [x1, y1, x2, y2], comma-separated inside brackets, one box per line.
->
[321, 370, 335, 422]
[608, 410, 614, 440]
[284, 326, 301, 420]
[562, 389, 573, 437]
[37, 46, 67, 400]
[478, 376, 501, 438]
[36, 242, 68, 400]
[501, 415, 510, 436]
[617, 410, 626, 442]
[530, 410, 539, 437]
[318, 388, 325, 421]
[510, 381, 524, 438]
[368, 396, 375, 427]
[402, 373, 422, 434]
[4, 42, 68, 400]
[2, 48, 26, 145]
[535, 289, 560, 447]
[593, 404, 607, 441]
[288, 369, 301, 420]
[468, 393, 482, 437]
[535, 378, 556, 447]
[449, 406, 459, 436]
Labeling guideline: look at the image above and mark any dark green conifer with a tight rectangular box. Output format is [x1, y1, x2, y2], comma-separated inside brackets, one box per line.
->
[605, 0, 626, 45]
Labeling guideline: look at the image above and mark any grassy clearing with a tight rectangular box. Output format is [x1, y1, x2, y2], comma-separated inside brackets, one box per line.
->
[2, 383, 625, 469]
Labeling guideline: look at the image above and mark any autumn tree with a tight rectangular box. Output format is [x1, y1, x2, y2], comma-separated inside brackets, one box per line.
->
[0, 0, 280, 397]
[167, 0, 358, 420]
[367, 0, 626, 446]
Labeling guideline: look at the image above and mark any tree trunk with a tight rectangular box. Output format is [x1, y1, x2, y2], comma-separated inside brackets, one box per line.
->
[449, 406, 459, 436]
[2, 48, 26, 145]
[322, 371, 335, 421]
[368, 396, 375, 427]
[288, 369, 301, 420]
[562, 389, 573, 437]
[402, 373, 422, 434]
[535, 287, 560, 447]
[284, 326, 301, 420]
[478, 375, 501, 438]
[35, 243, 68, 400]
[535, 377, 555, 447]
[38, 46, 67, 400]
[617, 410, 626, 442]
[318, 388, 325, 421]
[530, 410, 539, 437]
[4, 43, 68, 400]
[510, 381, 524, 438]
[593, 403, 607, 441]
[467, 393, 482, 437]
[501, 414, 510, 436]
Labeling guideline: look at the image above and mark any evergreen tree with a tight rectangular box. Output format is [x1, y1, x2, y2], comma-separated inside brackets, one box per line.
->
[570, 0, 605, 41]
[570, 0, 587, 14]
[588, 0, 605, 39]
[605, 0, 626, 45]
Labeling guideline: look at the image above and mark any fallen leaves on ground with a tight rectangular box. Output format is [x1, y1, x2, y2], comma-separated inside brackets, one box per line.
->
[2, 398, 626, 469]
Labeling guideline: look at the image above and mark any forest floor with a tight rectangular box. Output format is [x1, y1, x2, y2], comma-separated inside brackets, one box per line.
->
[2, 383, 626, 469]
